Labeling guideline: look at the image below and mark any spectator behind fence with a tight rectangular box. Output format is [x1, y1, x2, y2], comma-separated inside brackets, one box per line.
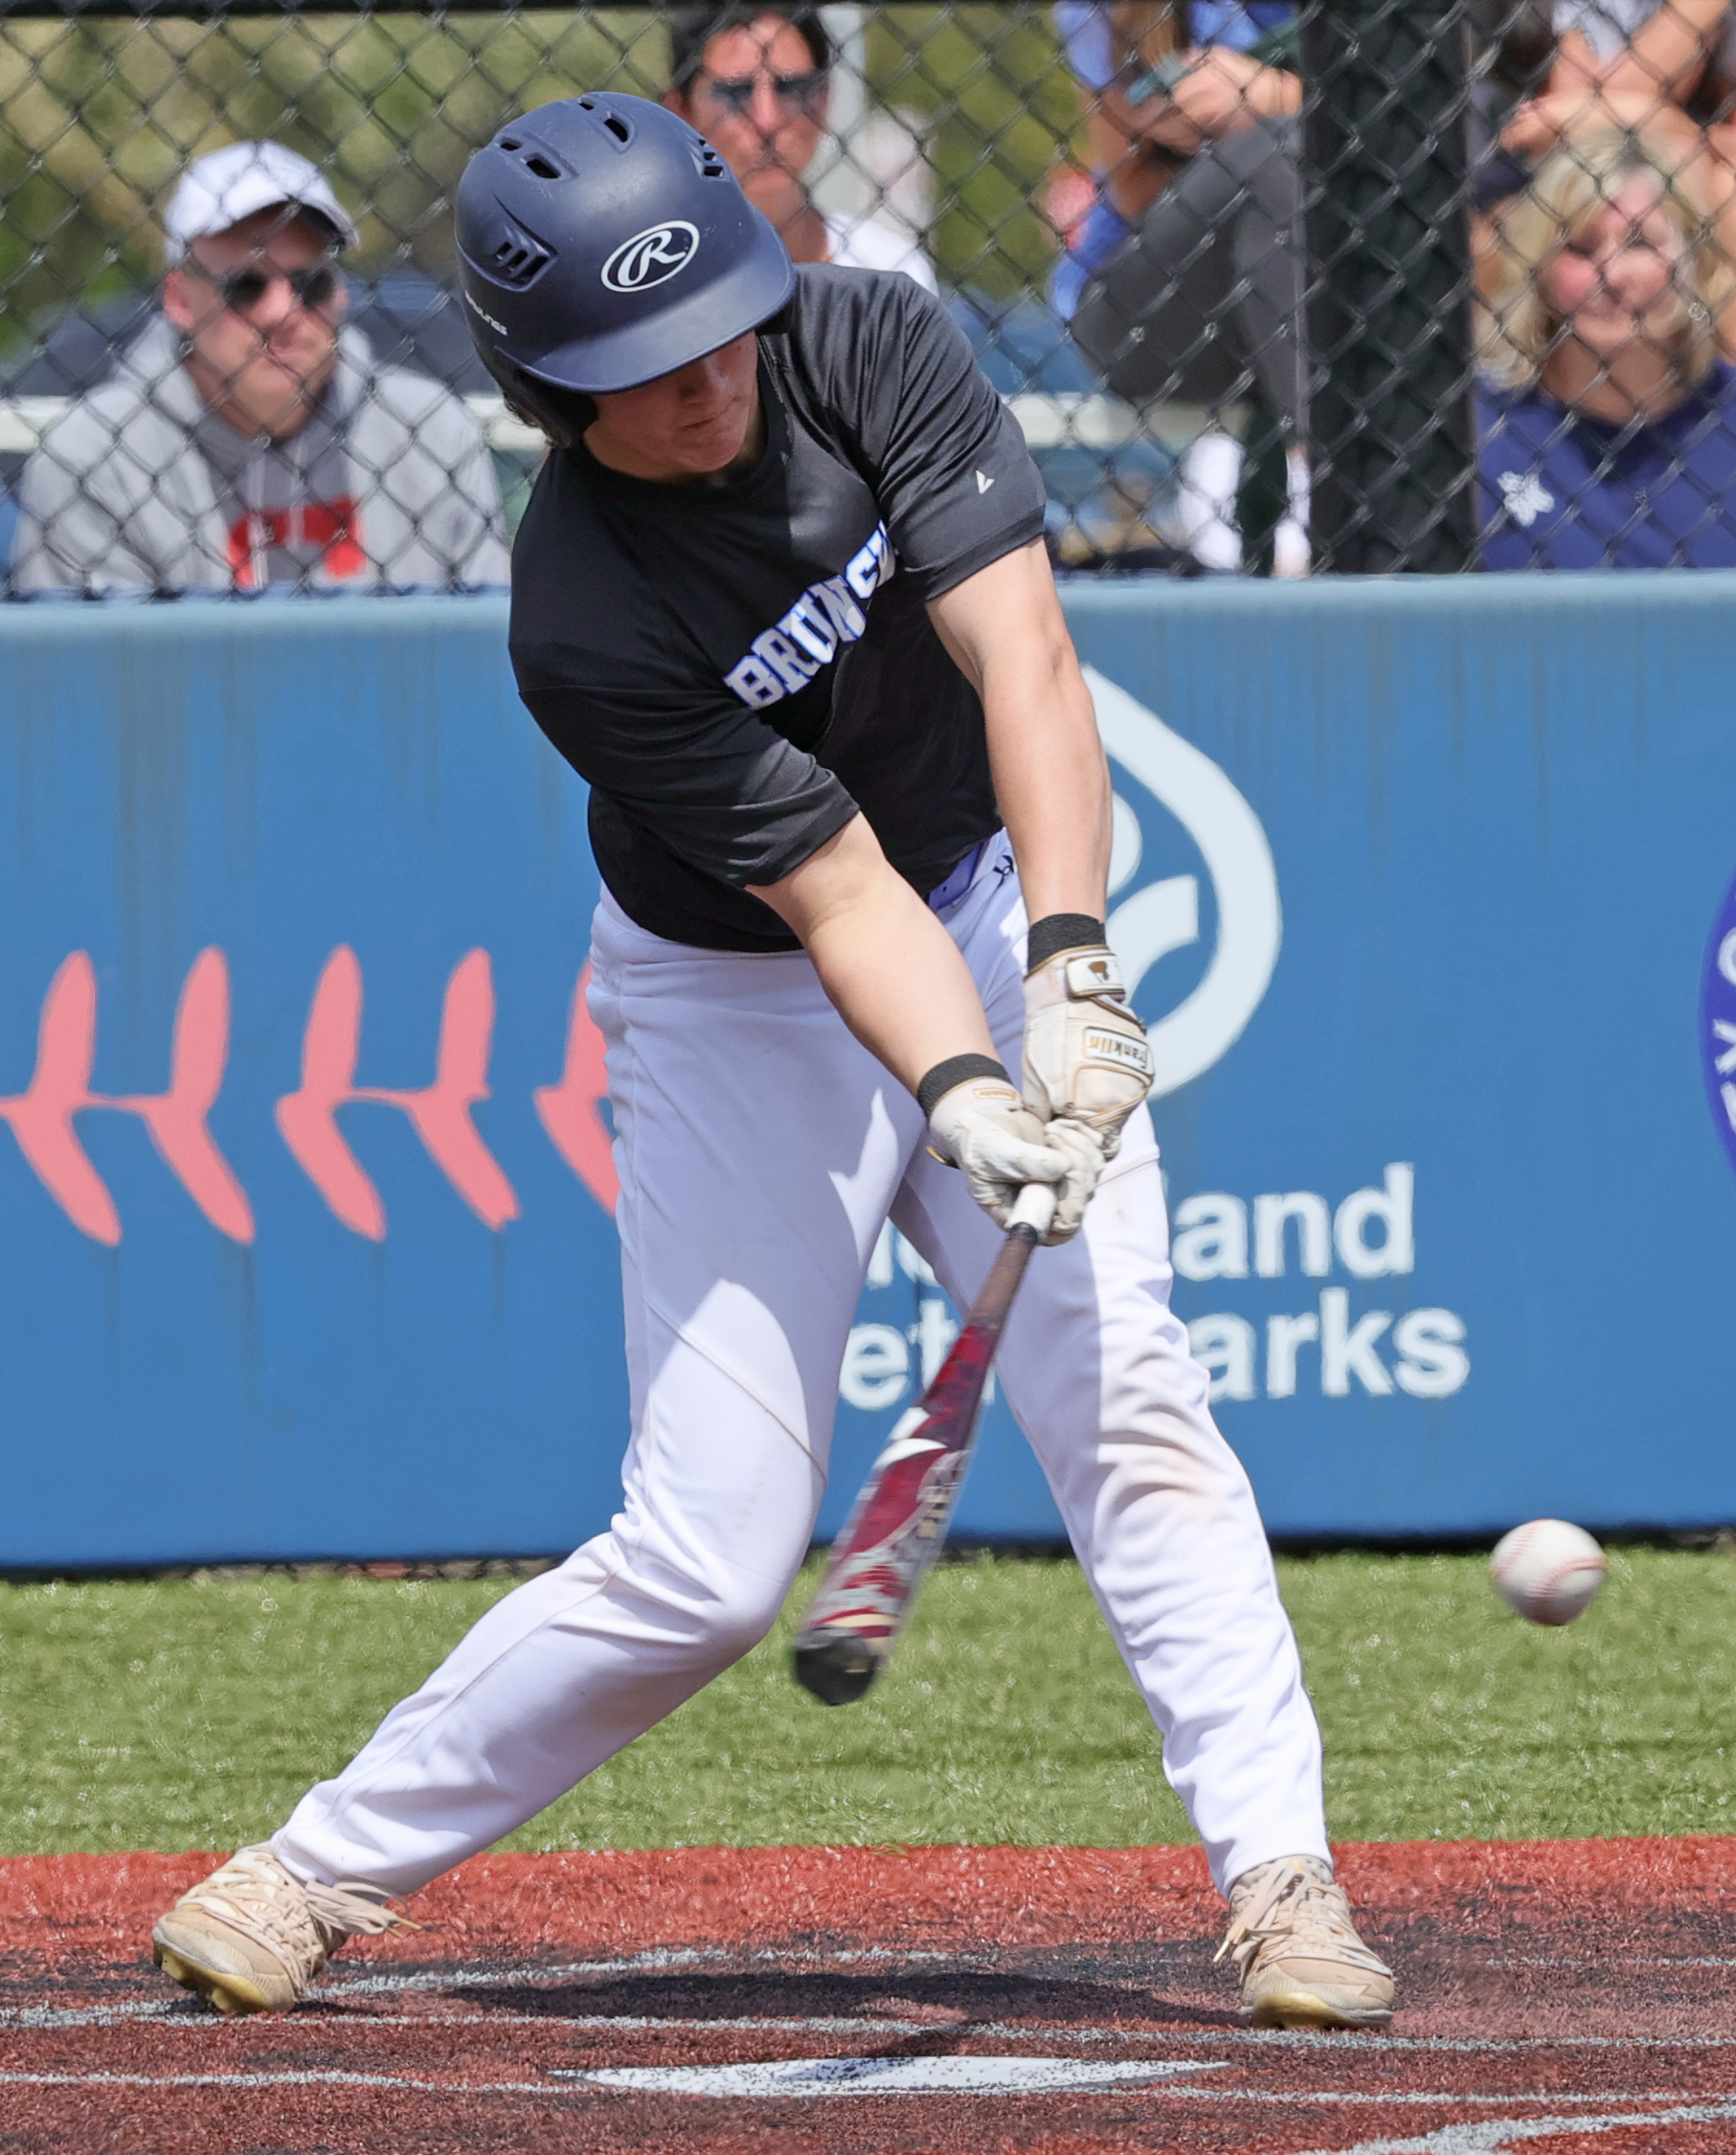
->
[1505, 0, 1736, 163]
[1478, 129, 1736, 566]
[1054, 4, 1305, 573]
[13, 142, 508, 595]
[662, 3, 936, 289]
[1050, 4, 1298, 324]
[1497, 1, 1736, 344]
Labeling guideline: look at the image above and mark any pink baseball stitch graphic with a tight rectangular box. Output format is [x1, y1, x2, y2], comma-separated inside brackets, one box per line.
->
[0, 949, 253, 1246]
[533, 964, 620, 1214]
[276, 946, 521, 1239]
[1, 947, 620, 1243]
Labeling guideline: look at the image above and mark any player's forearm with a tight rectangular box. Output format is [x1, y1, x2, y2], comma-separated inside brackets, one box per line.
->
[981, 650, 1111, 925]
[749, 817, 998, 1093]
[928, 541, 1111, 926]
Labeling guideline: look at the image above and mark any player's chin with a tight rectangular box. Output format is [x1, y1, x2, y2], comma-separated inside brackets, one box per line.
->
[671, 418, 753, 470]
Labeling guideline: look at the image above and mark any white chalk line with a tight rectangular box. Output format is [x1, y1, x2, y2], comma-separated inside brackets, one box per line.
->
[13, 1994, 1736, 2061]
[311, 1941, 956, 1998]
[0, 1948, 734, 2028]
[1482, 1956, 1736, 1969]
[0, 2069, 560, 2096]
[1289, 2094, 1736, 2152]
[571, 2055, 1227, 2097]
[0, 2065, 1727, 2111]
[0, 1945, 963, 2029]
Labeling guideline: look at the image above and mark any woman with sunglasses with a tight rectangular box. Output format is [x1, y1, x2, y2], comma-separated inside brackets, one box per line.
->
[664, 3, 936, 289]
[13, 140, 508, 596]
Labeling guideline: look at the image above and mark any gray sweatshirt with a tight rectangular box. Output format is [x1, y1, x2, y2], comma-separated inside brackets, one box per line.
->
[12, 317, 511, 594]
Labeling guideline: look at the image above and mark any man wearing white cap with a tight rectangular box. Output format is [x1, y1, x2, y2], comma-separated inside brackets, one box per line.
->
[14, 142, 508, 593]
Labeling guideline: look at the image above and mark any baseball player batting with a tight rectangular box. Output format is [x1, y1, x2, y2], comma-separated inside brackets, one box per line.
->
[149, 92, 1393, 2032]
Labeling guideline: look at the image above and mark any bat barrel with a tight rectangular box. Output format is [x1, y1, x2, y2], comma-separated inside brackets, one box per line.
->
[789, 1183, 1058, 1707]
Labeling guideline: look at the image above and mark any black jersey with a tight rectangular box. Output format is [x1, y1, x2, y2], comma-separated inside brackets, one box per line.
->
[508, 264, 1048, 952]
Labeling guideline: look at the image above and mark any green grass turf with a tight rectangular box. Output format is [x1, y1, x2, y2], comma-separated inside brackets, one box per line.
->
[0, 1548, 1731, 1855]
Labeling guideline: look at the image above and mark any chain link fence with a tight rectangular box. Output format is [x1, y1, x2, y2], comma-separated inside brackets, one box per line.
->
[2, 0, 1733, 590]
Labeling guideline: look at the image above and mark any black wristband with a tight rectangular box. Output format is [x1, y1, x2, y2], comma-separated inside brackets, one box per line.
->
[915, 1053, 1010, 1121]
[1026, 913, 1108, 971]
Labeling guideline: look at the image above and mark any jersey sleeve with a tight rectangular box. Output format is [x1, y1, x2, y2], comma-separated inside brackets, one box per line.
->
[515, 666, 861, 892]
[811, 271, 1049, 601]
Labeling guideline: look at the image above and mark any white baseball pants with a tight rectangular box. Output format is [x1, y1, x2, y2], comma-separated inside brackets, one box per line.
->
[275, 840, 1327, 1899]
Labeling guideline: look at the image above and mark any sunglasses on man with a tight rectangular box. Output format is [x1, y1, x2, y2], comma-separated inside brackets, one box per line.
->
[183, 258, 343, 314]
[695, 67, 828, 116]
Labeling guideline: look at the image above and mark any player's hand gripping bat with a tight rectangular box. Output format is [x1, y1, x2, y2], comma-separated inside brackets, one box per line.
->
[792, 1180, 1059, 1705]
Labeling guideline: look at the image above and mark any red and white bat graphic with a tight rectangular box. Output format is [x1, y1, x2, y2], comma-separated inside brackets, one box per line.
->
[793, 1180, 1057, 1704]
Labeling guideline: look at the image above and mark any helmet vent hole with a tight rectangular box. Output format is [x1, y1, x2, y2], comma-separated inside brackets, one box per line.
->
[524, 152, 561, 179]
[572, 97, 634, 148]
[498, 136, 521, 151]
[487, 217, 554, 288]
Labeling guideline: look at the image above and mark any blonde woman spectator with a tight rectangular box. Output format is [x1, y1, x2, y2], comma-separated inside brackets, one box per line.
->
[1499, 0, 1736, 331]
[1478, 128, 1736, 564]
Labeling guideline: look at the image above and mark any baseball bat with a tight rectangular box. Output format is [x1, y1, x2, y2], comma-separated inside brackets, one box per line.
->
[792, 1179, 1059, 1706]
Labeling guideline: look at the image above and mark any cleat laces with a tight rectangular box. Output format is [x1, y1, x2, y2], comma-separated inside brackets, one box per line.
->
[178, 1846, 416, 1980]
[1213, 1856, 1391, 1983]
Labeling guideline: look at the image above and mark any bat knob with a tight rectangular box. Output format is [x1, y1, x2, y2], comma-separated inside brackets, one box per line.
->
[793, 1629, 882, 1706]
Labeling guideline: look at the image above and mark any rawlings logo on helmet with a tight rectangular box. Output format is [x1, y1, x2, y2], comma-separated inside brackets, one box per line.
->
[600, 220, 700, 293]
[463, 288, 509, 336]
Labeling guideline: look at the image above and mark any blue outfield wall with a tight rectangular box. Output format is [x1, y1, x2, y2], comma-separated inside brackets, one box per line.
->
[0, 575, 1733, 1567]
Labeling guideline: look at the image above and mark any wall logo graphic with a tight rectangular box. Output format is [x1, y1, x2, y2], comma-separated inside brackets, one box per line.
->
[1702, 866, 1736, 1182]
[1, 677, 1274, 1251]
[1085, 665, 1282, 1100]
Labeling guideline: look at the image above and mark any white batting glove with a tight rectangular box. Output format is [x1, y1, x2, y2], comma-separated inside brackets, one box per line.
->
[921, 1060, 1103, 1245]
[1022, 917, 1154, 1160]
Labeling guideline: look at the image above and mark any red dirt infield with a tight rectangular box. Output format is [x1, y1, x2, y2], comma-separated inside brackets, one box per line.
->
[4, 1837, 1736, 2152]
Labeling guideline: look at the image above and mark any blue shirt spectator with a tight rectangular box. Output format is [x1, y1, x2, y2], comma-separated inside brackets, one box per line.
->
[1477, 126, 1736, 568]
[1480, 362, 1736, 566]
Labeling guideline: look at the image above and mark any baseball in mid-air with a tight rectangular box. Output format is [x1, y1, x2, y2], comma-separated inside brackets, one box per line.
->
[1490, 1519, 1606, 1626]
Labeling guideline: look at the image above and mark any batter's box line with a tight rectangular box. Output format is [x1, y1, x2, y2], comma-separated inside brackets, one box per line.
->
[0, 1947, 739, 2026]
[1289, 2094, 1736, 2153]
[306, 1940, 960, 2001]
[1484, 1954, 1736, 1968]
[558, 2076, 1736, 2113]
[19, 1997, 1736, 2063]
[1, 2070, 1725, 2115]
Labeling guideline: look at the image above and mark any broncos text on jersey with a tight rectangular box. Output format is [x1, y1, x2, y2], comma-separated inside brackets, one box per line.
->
[722, 523, 894, 710]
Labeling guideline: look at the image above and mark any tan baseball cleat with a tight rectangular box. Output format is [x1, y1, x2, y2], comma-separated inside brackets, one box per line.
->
[151, 1843, 416, 2015]
[1215, 1854, 1394, 2030]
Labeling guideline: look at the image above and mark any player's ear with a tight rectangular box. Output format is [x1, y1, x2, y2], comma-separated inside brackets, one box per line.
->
[521, 386, 596, 447]
[485, 352, 595, 448]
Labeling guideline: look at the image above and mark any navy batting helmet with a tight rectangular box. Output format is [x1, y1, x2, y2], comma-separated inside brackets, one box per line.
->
[456, 94, 793, 428]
